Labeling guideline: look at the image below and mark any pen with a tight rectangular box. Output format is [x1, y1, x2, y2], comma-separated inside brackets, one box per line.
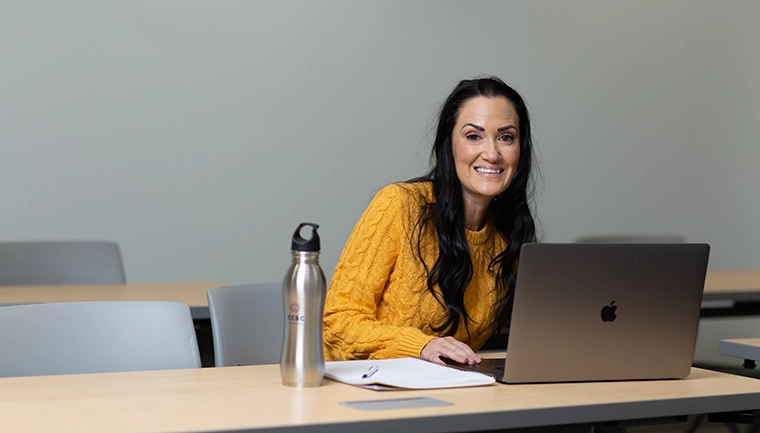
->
[362, 365, 379, 379]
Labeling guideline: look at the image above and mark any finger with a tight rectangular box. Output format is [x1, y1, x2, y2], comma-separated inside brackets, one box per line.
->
[427, 355, 447, 366]
[421, 338, 459, 364]
[421, 338, 482, 365]
[431, 339, 479, 365]
[439, 337, 481, 364]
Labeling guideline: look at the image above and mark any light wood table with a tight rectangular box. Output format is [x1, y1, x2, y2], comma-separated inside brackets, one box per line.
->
[720, 338, 760, 369]
[2, 271, 757, 319]
[704, 271, 760, 302]
[0, 364, 759, 433]
[702, 271, 760, 317]
[0, 282, 227, 319]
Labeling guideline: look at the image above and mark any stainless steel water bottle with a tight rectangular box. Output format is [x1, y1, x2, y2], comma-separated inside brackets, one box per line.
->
[280, 222, 327, 387]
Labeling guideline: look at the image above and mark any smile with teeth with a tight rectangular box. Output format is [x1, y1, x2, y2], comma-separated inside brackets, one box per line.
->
[475, 167, 504, 174]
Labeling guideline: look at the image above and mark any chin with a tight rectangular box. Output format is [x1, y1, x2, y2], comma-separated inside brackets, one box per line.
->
[480, 187, 509, 199]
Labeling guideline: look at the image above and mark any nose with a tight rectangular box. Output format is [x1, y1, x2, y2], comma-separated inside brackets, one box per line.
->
[482, 138, 502, 162]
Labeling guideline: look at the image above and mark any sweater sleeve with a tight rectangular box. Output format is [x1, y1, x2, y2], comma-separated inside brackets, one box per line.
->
[323, 184, 435, 360]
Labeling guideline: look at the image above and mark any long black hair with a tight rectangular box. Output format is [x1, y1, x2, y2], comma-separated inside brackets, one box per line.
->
[410, 76, 536, 337]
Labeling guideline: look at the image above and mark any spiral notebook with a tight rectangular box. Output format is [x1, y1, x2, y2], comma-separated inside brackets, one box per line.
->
[324, 358, 495, 390]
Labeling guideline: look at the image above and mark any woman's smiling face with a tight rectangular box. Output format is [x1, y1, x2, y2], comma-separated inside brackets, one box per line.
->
[451, 96, 521, 209]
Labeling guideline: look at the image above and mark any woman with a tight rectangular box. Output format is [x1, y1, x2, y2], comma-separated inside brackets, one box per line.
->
[323, 76, 536, 365]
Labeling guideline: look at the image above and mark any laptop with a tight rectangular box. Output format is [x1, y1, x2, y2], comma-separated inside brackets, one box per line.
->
[447, 243, 710, 383]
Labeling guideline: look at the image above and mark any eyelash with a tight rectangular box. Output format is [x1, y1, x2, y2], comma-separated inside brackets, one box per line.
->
[465, 133, 515, 143]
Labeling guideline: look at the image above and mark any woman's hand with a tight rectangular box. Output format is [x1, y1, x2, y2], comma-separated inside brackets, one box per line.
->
[420, 336, 482, 366]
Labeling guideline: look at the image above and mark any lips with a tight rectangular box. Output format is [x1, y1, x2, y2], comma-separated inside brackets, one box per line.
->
[474, 167, 504, 174]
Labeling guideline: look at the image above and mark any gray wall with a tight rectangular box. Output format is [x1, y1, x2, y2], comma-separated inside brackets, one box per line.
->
[1, 0, 758, 285]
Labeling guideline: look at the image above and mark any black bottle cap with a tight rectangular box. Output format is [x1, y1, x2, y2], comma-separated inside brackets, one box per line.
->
[291, 222, 321, 252]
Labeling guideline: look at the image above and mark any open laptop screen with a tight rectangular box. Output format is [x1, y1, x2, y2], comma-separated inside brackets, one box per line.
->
[450, 243, 709, 384]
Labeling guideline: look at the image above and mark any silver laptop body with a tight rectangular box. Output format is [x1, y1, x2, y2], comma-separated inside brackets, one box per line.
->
[452, 243, 709, 384]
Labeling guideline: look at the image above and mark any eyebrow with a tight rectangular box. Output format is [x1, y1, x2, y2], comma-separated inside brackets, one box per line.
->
[461, 123, 517, 132]
[462, 123, 484, 132]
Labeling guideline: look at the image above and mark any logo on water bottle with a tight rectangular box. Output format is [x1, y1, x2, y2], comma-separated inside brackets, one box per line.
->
[287, 302, 305, 323]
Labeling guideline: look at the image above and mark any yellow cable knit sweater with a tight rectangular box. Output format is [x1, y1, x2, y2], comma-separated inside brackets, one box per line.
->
[323, 182, 507, 361]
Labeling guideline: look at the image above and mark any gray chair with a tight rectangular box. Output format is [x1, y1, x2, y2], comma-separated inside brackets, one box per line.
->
[0, 241, 126, 285]
[207, 283, 284, 366]
[574, 234, 686, 243]
[0, 301, 201, 377]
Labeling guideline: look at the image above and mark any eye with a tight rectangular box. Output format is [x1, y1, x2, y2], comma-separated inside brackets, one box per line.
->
[465, 133, 481, 141]
[499, 134, 515, 144]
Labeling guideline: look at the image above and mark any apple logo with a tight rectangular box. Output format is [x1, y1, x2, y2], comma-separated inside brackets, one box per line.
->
[601, 301, 618, 322]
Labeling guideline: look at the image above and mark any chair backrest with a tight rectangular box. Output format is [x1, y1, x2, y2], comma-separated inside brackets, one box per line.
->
[0, 241, 126, 285]
[0, 301, 201, 377]
[207, 283, 284, 366]
[574, 234, 686, 243]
